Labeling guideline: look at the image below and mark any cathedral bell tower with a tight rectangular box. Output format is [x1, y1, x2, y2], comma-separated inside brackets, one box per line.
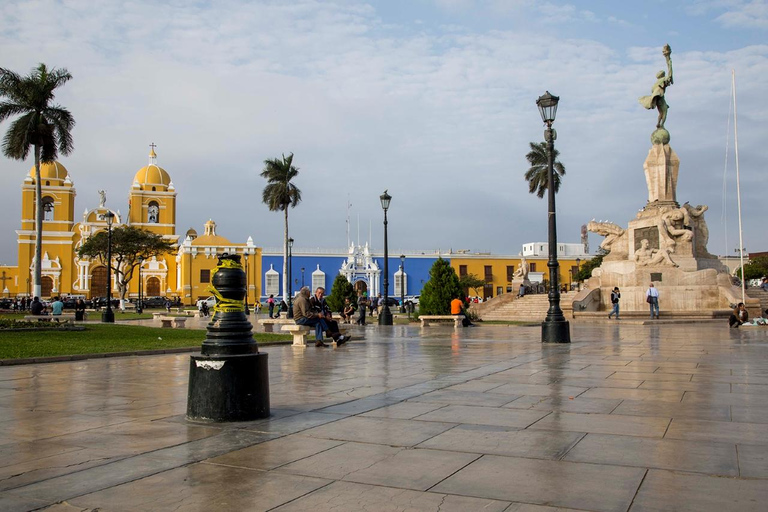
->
[128, 144, 177, 236]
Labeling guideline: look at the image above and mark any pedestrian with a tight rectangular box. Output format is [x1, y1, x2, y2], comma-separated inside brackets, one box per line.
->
[75, 299, 86, 321]
[267, 294, 275, 318]
[356, 292, 367, 325]
[370, 293, 378, 317]
[729, 302, 748, 328]
[164, 299, 172, 313]
[608, 287, 621, 320]
[646, 283, 660, 319]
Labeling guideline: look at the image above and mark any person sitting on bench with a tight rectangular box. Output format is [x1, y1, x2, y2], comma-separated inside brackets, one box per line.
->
[341, 297, 355, 323]
[310, 287, 349, 344]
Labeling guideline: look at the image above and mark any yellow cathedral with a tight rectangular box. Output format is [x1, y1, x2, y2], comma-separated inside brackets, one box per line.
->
[0, 147, 261, 305]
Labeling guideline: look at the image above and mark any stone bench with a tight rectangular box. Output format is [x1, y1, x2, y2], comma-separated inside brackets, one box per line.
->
[281, 324, 312, 347]
[158, 316, 187, 328]
[420, 315, 464, 329]
[24, 314, 75, 324]
[258, 318, 295, 333]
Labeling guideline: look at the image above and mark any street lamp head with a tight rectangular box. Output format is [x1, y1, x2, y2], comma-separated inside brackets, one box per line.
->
[400, 254, 405, 264]
[576, 258, 581, 266]
[536, 91, 559, 126]
[288, 237, 294, 248]
[380, 190, 392, 211]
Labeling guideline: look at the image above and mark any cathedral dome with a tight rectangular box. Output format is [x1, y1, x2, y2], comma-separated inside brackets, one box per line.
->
[133, 147, 171, 186]
[29, 161, 68, 181]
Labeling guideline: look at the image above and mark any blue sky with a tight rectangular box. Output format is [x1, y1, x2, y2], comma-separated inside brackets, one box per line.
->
[0, 0, 765, 264]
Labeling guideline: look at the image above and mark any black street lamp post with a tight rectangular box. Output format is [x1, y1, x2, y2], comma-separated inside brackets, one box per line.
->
[399, 254, 406, 313]
[301, 267, 305, 288]
[137, 256, 144, 314]
[574, 257, 581, 290]
[536, 91, 570, 343]
[287, 237, 294, 319]
[379, 190, 393, 325]
[102, 211, 115, 323]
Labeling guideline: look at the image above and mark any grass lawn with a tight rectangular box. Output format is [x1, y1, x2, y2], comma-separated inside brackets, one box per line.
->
[0, 323, 290, 360]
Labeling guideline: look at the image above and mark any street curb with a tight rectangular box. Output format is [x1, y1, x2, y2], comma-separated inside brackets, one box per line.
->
[0, 340, 292, 366]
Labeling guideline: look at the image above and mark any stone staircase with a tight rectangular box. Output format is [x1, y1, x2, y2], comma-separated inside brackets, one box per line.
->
[478, 292, 578, 322]
[746, 288, 768, 315]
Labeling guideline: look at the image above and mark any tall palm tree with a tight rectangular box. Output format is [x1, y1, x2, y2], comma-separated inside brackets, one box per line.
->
[0, 64, 75, 298]
[261, 153, 302, 302]
[524, 141, 565, 198]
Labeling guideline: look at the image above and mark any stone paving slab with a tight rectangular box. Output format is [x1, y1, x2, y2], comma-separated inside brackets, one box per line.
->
[0, 323, 764, 511]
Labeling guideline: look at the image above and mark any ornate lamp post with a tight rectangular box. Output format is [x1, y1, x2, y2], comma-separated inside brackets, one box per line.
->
[287, 237, 294, 319]
[243, 249, 250, 315]
[379, 190, 393, 325]
[102, 211, 115, 323]
[399, 254, 406, 313]
[536, 91, 570, 343]
[137, 256, 144, 314]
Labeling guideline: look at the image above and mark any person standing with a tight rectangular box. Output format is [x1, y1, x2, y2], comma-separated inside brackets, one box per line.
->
[75, 299, 86, 321]
[646, 283, 660, 319]
[608, 287, 621, 320]
[267, 294, 275, 318]
[356, 292, 367, 325]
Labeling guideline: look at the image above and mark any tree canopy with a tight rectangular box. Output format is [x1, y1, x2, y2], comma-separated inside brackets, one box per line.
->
[419, 258, 463, 315]
[524, 141, 565, 198]
[459, 273, 485, 296]
[77, 225, 175, 304]
[261, 153, 302, 300]
[326, 274, 357, 313]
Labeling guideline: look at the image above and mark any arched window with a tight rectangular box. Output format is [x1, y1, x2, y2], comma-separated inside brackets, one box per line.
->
[42, 197, 55, 221]
[311, 265, 325, 292]
[147, 201, 159, 223]
[265, 265, 279, 296]
[395, 267, 407, 296]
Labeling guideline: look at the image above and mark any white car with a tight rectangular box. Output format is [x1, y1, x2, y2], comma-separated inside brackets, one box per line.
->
[404, 295, 420, 306]
[196, 296, 215, 309]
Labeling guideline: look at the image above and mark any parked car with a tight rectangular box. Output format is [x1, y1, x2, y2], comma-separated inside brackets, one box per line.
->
[140, 296, 168, 308]
[380, 297, 400, 308]
[404, 295, 420, 307]
[196, 296, 216, 309]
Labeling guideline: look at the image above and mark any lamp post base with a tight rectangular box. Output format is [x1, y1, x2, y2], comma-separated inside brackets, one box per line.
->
[378, 306, 393, 326]
[187, 352, 270, 422]
[101, 308, 115, 323]
[541, 319, 571, 343]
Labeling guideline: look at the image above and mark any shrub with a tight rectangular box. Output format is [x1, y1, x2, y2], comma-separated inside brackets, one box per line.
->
[326, 274, 357, 312]
[419, 258, 463, 315]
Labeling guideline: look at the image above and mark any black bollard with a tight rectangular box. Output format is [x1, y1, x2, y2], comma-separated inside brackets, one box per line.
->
[187, 253, 270, 422]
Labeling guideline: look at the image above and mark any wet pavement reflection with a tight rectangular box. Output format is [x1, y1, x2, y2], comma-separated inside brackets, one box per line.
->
[0, 323, 767, 511]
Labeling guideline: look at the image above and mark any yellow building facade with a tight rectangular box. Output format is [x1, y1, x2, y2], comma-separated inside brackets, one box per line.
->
[2, 148, 261, 305]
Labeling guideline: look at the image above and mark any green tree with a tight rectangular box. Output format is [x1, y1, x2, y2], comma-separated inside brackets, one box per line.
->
[326, 274, 357, 313]
[261, 153, 302, 302]
[419, 258, 463, 315]
[524, 141, 565, 198]
[458, 273, 485, 297]
[77, 226, 175, 308]
[737, 257, 768, 281]
[0, 63, 75, 298]
[577, 251, 606, 282]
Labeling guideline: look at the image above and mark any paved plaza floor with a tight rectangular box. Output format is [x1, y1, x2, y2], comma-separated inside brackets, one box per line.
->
[0, 322, 767, 511]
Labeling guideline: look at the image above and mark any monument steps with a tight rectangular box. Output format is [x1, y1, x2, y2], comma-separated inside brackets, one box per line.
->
[745, 289, 768, 314]
[480, 292, 577, 321]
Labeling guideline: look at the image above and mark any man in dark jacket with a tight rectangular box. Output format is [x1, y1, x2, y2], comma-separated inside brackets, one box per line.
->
[30, 296, 45, 315]
[310, 287, 349, 345]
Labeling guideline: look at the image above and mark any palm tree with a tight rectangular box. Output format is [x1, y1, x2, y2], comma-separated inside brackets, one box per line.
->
[261, 153, 302, 302]
[524, 141, 565, 198]
[0, 64, 75, 298]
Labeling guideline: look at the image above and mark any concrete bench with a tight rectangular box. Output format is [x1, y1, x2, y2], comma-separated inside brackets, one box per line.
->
[258, 318, 295, 333]
[420, 315, 464, 329]
[158, 316, 187, 328]
[24, 314, 75, 324]
[281, 324, 312, 347]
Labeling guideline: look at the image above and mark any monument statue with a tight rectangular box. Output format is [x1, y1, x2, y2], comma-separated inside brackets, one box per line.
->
[513, 257, 529, 280]
[639, 44, 673, 132]
[633, 238, 677, 267]
[98, 190, 106, 207]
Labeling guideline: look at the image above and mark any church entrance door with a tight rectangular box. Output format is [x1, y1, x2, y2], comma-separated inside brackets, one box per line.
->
[354, 280, 368, 295]
[90, 267, 107, 298]
[146, 277, 161, 297]
[41, 276, 54, 298]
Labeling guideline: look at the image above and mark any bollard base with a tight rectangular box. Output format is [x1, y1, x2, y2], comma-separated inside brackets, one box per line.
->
[186, 352, 270, 422]
[541, 319, 571, 344]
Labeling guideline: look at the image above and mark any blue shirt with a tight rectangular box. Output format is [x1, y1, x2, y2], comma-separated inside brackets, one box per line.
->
[51, 300, 64, 315]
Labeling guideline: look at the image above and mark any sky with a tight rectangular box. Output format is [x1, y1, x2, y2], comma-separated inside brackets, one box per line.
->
[0, 0, 766, 264]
